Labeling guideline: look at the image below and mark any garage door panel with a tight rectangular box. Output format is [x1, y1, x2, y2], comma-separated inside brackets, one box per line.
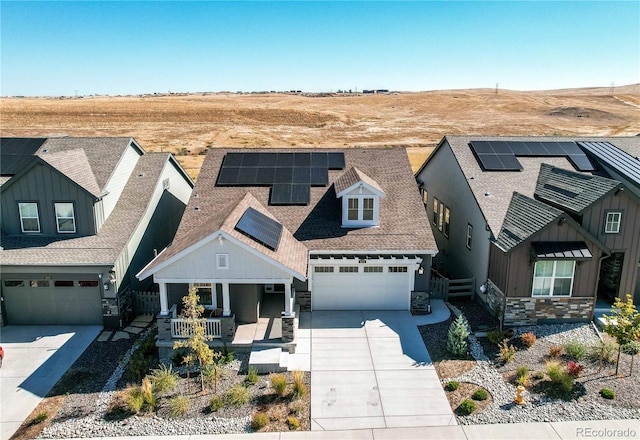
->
[3, 284, 102, 325]
[312, 270, 410, 311]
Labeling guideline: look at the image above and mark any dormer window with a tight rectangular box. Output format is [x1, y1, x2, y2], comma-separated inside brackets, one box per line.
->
[334, 167, 385, 228]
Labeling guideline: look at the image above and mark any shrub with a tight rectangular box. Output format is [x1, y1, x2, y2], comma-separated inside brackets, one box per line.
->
[498, 339, 517, 363]
[209, 396, 224, 412]
[487, 328, 505, 345]
[125, 387, 145, 414]
[591, 341, 618, 367]
[600, 388, 615, 399]
[251, 412, 269, 430]
[141, 377, 156, 410]
[516, 365, 529, 386]
[149, 364, 178, 394]
[34, 412, 48, 423]
[545, 361, 564, 382]
[444, 381, 459, 391]
[549, 344, 564, 359]
[457, 399, 476, 416]
[446, 315, 470, 357]
[225, 384, 251, 408]
[532, 370, 545, 380]
[520, 332, 537, 348]
[168, 396, 191, 417]
[126, 351, 152, 381]
[270, 373, 288, 396]
[546, 361, 573, 395]
[565, 341, 588, 360]
[171, 348, 188, 366]
[246, 366, 259, 385]
[290, 404, 304, 416]
[292, 370, 307, 399]
[622, 340, 640, 355]
[202, 363, 227, 393]
[287, 416, 301, 430]
[472, 389, 488, 401]
[566, 361, 584, 378]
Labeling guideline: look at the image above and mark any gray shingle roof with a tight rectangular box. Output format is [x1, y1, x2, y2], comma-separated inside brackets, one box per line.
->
[0, 153, 172, 266]
[534, 164, 620, 214]
[334, 167, 384, 196]
[167, 147, 435, 256]
[432, 136, 640, 235]
[39, 149, 102, 197]
[495, 192, 563, 252]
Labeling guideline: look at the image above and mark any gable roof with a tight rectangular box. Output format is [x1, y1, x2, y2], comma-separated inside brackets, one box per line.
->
[39, 149, 102, 197]
[578, 141, 640, 189]
[419, 136, 640, 235]
[334, 166, 385, 197]
[0, 153, 177, 266]
[138, 192, 308, 280]
[160, 147, 436, 256]
[534, 163, 621, 214]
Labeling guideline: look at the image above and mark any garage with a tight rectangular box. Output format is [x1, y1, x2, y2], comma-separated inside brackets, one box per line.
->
[2, 278, 103, 325]
[311, 264, 413, 310]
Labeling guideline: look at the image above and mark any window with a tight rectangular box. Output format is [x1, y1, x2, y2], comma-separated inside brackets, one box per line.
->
[314, 266, 334, 273]
[466, 224, 473, 250]
[339, 266, 359, 273]
[432, 198, 439, 225]
[364, 266, 383, 273]
[55, 202, 76, 233]
[363, 198, 374, 221]
[4, 280, 24, 287]
[532, 260, 575, 297]
[54, 280, 74, 287]
[421, 188, 428, 205]
[19, 202, 40, 233]
[388, 266, 408, 273]
[193, 283, 214, 306]
[79, 281, 99, 287]
[604, 212, 622, 234]
[347, 198, 359, 221]
[216, 254, 229, 269]
[443, 207, 450, 238]
[163, 178, 170, 189]
[30, 280, 50, 287]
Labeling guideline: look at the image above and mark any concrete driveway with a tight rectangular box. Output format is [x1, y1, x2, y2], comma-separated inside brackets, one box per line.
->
[0, 325, 102, 439]
[310, 310, 456, 431]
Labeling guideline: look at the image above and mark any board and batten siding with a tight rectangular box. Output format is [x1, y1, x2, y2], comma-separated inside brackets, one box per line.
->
[101, 143, 142, 221]
[154, 236, 293, 282]
[416, 141, 491, 292]
[0, 163, 96, 236]
[491, 221, 602, 299]
[581, 190, 640, 300]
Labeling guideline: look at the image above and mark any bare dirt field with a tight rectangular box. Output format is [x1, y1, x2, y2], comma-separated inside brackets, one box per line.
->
[2, 85, 639, 178]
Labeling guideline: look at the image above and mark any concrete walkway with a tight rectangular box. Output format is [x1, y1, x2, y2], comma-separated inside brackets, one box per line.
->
[0, 325, 102, 440]
[310, 310, 455, 431]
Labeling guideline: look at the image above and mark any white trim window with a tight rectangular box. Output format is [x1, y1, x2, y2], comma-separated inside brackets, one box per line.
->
[347, 198, 359, 221]
[55, 202, 76, 233]
[443, 206, 451, 238]
[604, 212, 622, 234]
[192, 282, 215, 308]
[466, 224, 473, 250]
[363, 197, 374, 221]
[364, 266, 383, 273]
[339, 266, 359, 273]
[421, 188, 428, 205]
[532, 260, 575, 297]
[314, 266, 334, 273]
[19, 202, 40, 233]
[388, 266, 408, 273]
[216, 253, 229, 269]
[433, 198, 439, 225]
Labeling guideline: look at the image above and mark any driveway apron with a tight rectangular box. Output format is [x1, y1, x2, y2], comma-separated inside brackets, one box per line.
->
[310, 311, 456, 431]
[0, 325, 102, 440]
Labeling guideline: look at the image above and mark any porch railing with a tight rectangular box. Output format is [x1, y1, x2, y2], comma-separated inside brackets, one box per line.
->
[171, 318, 222, 339]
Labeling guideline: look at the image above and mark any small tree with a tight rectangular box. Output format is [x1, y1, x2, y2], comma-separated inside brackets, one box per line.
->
[603, 294, 640, 376]
[447, 314, 470, 358]
[173, 287, 220, 392]
[621, 341, 640, 376]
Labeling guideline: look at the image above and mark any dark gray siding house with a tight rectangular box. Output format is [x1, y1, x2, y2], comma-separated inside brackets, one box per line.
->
[0, 137, 193, 328]
[416, 136, 640, 326]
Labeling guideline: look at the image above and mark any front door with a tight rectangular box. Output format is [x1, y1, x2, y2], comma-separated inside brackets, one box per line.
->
[598, 252, 625, 304]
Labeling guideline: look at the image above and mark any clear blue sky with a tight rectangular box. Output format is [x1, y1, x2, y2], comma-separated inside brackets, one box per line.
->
[1, 1, 638, 96]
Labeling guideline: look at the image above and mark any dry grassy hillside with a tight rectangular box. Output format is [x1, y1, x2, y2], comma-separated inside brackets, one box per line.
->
[2, 85, 639, 178]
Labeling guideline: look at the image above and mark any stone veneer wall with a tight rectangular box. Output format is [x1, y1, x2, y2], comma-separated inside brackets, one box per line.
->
[220, 314, 236, 343]
[411, 291, 430, 314]
[504, 297, 594, 326]
[296, 291, 311, 312]
[281, 314, 295, 342]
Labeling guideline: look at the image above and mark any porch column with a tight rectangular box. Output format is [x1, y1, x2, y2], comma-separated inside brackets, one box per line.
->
[222, 282, 231, 316]
[159, 282, 169, 316]
[283, 283, 294, 317]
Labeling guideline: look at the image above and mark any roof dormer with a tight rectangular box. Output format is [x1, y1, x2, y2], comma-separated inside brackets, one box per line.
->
[334, 167, 385, 228]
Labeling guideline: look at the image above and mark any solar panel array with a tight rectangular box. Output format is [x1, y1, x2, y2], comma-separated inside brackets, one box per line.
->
[469, 141, 595, 172]
[217, 152, 345, 205]
[235, 207, 283, 251]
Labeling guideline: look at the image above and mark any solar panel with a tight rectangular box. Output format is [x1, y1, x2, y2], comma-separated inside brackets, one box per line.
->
[255, 167, 276, 184]
[273, 167, 293, 183]
[223, 153, 244, 167]
[242, 153, 260, 167]
[311, 152, 328, 167]
[258, 153, 278, 167]
[216, 167, 240, 185]
[327, 152, 346, 169]
[277, 153, 294, 167]
[236, 167, 258, 185]
[291, 184, 311, 204]
[559, 142, 581, 154]
[490, 141, 511, 154]
[235, 207, 283, 251]
[310, 167, 329, 185]
[293, 167, 310, 184]
[476, 154, 504, 170]
[470, 141, 493, 154]
[567, 154, 596, 171]
[270, 184, 311, 205]
[541, 142, 564, 155]
[507, 141, 531, 156]
[497, 154, 523, 170]
[294, 152, 311, 166]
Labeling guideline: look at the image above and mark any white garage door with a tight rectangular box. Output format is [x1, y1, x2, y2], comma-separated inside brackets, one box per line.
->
[312, 267, 411, 310]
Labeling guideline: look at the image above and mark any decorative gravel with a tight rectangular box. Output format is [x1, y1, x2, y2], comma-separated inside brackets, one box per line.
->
[440, 303, 640, 425]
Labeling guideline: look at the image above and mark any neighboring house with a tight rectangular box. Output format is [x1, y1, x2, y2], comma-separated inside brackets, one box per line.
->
[0, 137, 193, 328]
[416, 136, 640, 326]
[137, 147, 437, 347]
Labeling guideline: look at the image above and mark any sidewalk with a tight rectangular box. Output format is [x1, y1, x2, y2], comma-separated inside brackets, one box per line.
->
[68, 419, 640, 439]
